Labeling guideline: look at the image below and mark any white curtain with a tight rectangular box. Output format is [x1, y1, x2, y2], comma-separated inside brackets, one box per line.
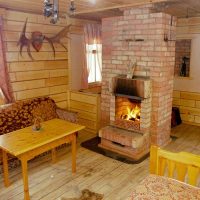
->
[86, 43, 102, 83]
[82, 24, 102, 88]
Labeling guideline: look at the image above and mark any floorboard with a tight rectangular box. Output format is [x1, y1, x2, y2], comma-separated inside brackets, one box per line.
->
[0, 124, 199, 200]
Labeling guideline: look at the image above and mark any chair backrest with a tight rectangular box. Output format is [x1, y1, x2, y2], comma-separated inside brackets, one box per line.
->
[150, 145, 200, 186]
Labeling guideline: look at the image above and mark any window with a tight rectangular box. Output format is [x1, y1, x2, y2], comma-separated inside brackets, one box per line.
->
[86, 43, 102, 83]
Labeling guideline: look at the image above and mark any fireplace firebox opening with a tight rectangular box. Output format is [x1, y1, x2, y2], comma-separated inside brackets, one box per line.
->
[114, 96, 141, 131]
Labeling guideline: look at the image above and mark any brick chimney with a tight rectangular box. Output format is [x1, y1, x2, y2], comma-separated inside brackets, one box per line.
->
[101, 5, 176, 146]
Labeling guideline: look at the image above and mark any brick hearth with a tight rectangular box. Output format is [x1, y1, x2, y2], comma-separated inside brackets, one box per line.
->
[101, 5, 176, 146]
[99, 126, 150, 160]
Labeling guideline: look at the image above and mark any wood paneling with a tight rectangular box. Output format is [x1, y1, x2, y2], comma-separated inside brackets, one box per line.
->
[1, 9, 69, 107]
[0, 9, 97, 108]
[0, 0, 169, 17]
[176, 16, 200, 39]
[173, 90, 200, 126]
[1, 0, 200, 20]
[69, 91, 101, 134]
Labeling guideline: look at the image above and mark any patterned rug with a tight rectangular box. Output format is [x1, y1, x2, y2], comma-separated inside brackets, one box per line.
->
[81, 137, 149, 164]
[61, 189, 103, 200]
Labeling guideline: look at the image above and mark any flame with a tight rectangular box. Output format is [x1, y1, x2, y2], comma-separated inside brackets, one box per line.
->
[123, 105, 141, 121]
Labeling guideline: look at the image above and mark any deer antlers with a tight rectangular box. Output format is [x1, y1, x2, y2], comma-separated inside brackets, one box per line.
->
[44, 25, 71, 57]
[17, 19, 34, 60]
[17, 19, 71, 60]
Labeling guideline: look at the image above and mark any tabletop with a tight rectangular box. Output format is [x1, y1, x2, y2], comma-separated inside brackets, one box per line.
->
[0, 118, 85, 156]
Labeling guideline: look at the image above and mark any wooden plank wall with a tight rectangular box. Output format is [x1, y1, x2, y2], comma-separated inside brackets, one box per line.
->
[176, 16, 200, 39]
[174, 16, 200, 126]
[0, 8, 97, 108]
[69, 91, 101, 134]
[173, 90, 200, 126]
[0, 9, 69, 108]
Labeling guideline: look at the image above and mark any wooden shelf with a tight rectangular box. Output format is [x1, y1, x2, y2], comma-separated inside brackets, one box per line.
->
[174, 76, 193, 80]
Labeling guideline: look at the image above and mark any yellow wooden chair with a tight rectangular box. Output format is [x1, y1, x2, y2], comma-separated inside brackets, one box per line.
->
[150, 145, 200, 186]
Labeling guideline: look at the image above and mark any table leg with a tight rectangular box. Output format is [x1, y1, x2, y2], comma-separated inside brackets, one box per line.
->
[21, 158, 30, 200]
[71, 132, 77, 173]
[2, 150, 10, 187]
[52, 148, 56, 163]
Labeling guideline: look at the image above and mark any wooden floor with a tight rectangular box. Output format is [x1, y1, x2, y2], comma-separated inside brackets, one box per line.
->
[0, 123, 200, 200]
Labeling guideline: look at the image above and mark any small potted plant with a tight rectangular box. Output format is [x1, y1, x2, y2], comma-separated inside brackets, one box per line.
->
[32, 117, 42, 131]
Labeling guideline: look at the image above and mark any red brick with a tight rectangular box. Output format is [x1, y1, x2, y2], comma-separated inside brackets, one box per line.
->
[101, 5, 176, 146]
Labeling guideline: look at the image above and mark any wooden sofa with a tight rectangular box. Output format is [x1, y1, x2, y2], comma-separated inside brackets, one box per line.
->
[0, 97, 77, 169]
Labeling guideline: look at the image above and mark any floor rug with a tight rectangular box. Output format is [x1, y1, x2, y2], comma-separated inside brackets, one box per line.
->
[61, 189, 103, 200]
[81, 137, 149, 164]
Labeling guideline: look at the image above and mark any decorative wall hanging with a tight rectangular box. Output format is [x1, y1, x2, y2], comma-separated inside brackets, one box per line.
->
[17, 18, 71, 60]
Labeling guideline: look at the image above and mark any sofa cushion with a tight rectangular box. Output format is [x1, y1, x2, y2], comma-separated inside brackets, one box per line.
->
[0, 97, 57, 135]
[31, 97, 58, 121]
[56, 108, 78, 123]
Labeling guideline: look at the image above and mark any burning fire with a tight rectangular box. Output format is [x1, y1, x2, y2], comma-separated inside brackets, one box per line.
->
[121, 105, 141, 121]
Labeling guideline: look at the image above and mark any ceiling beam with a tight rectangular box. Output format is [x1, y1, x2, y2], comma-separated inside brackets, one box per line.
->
[74, 0, 177, 15]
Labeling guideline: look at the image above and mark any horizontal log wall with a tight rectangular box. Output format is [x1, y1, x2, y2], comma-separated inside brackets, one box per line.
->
[173, 90, 200, 126]
[69, 91, 101, 134]
[176, 16, 200, 39]
[0, 8, 97, 108]
[0, 9, 69, 108]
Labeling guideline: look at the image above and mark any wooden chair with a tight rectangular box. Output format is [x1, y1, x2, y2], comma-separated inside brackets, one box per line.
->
[150, 145, 200, 186]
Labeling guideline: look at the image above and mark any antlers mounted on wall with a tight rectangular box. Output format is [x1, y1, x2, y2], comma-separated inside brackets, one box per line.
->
[17, 19, 71, 60]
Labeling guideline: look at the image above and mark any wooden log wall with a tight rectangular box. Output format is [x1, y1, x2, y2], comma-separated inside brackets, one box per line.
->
[69, 91, 101, 135]
[173, 90, 200, 126]
[176, 16, 200, 39]
[0, 8, 97, 108]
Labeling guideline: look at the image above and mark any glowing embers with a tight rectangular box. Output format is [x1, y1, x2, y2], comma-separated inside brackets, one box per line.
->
[121, 105, 141, 121]
[115, 97, 141, 131]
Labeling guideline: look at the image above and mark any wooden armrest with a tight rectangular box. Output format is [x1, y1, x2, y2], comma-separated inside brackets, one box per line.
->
[56, 108, 78, 123]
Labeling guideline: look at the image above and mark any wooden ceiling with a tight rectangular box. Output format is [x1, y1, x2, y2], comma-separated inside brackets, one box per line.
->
[0, 0, 200, 21]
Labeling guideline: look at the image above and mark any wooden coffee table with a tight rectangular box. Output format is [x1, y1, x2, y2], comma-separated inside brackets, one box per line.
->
[0, 118, 85, 200]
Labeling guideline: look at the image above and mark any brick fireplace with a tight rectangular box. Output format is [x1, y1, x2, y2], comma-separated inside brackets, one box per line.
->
[100, 4, 176, 150]
[99, 76, 152, 160]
